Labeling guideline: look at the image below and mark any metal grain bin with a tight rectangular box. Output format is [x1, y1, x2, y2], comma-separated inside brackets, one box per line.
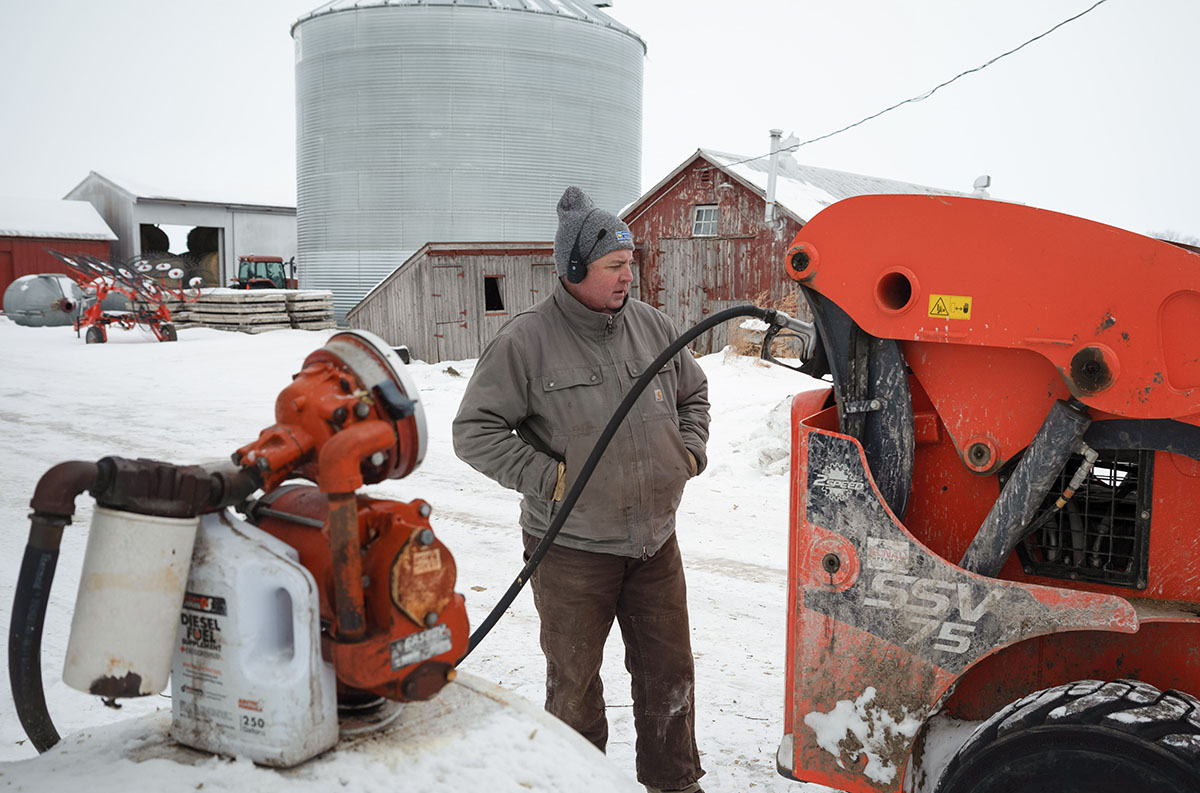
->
[293, 0, 645, 322]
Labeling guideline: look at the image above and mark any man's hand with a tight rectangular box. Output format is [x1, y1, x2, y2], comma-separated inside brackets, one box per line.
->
[687, 451, 698, 477]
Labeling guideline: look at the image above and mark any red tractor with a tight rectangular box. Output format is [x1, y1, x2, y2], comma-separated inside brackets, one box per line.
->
[775, 196, 1200, 793]
[230, 256, 297, 290]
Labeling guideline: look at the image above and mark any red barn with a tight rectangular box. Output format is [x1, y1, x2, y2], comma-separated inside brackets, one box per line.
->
[622, 149, 967, 353]
[0, 197, 116, 296]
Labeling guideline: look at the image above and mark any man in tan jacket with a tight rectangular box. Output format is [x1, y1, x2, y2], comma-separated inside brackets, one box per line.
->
[453, 186, 709, 793]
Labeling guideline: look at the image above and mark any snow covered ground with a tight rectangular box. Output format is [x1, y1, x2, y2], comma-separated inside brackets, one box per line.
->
[0, 318, 969, 791]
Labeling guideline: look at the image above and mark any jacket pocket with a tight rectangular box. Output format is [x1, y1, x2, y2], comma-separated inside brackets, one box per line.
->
[556, 429, 628, 542]
[625, 359, 677, 420]
[540, 365, 605, 435]
[645, 415, 692, 518]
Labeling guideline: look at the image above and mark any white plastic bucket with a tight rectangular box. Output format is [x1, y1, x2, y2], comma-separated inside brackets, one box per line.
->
[63, 505, 199, 696]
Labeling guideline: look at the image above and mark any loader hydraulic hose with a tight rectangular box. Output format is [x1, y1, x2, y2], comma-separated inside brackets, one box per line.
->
[460, 304, 806, 662]
[959, 399, 1092, 577]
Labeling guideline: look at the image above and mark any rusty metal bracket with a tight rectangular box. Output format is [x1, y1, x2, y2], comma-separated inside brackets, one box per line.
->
[841, 399, 885, 415]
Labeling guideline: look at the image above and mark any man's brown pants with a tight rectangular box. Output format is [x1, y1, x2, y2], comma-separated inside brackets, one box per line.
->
[523, 532, 704, 790]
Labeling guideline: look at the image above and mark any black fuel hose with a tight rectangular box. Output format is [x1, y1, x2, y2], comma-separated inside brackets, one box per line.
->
[10, 517, 67, 753]
[10, 458, 101, 754]
[461, 304, 798, 661]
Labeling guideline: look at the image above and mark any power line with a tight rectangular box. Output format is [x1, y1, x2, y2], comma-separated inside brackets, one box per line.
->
[725, 0, 1113, 169]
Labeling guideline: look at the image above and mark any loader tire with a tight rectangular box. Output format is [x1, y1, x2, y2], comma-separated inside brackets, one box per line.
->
[85, 325, 106, 344]
[934, 679, 1200, 793]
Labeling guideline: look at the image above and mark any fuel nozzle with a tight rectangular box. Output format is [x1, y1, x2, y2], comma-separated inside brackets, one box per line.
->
[760, 308, 822, 375]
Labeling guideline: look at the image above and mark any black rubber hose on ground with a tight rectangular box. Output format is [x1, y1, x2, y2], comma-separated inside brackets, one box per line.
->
[9, 518, 66, 753]
[460, 304, 788, 661]
[11, 460, 102, 753]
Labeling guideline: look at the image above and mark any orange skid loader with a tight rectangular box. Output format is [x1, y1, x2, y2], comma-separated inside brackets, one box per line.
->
[775, 196, 1200, 793]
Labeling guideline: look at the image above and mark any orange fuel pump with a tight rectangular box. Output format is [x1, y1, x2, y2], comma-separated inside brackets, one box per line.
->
[11, 330, 467, 763]
[232, 330, 467, 704]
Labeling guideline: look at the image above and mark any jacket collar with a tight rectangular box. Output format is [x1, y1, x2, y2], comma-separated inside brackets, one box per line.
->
[552, 279, 628, 339]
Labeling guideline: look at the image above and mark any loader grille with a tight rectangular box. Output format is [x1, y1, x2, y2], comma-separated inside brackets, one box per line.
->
[1015, 449, 1152, 589]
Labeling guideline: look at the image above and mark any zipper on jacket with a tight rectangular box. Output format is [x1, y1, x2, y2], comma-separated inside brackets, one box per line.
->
[605, 315, 614, 335]
[641, 544, 648, 561]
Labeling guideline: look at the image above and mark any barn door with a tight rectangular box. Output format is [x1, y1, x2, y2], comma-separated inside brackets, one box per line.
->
[529, 263, 558, 306]
[431, 265, 466, 322]
[658, 238, 711, 351]
[706, 237, 751, 353]
[431, 264, 469, 363]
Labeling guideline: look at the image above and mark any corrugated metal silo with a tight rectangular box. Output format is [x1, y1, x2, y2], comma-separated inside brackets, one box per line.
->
[292, 0, 646, 321]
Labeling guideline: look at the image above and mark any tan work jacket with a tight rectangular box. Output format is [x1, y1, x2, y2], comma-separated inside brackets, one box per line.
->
[452, 282, 710, 559]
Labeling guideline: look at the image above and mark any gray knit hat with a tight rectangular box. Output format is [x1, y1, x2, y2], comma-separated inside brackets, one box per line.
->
[554, 186, 634, 284]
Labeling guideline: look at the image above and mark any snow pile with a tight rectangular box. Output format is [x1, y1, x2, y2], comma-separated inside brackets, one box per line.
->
[728, 396, 794, 476]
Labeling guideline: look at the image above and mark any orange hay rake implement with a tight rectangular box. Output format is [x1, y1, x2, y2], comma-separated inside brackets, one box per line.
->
[49, 250, 202, 343]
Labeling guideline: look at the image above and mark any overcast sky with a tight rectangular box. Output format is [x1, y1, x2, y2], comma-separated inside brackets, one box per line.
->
[1, 0, 1196, 237]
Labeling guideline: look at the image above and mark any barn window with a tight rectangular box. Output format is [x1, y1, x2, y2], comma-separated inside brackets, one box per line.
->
[484, 275, 505, 312]
[696, 168, 714, 188]
[692, 205, 719, 237]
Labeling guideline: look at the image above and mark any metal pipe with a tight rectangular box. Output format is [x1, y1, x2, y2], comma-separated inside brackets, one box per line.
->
[765, 128, 783, 225]
[252, 506, 325, 529]
[30, 461, 101, 516]
[327, 493, 367, 642]
[315, 421, 394, 640]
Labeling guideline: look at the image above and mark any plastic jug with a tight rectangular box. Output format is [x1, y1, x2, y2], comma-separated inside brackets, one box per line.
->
[170, 508, 338, 767]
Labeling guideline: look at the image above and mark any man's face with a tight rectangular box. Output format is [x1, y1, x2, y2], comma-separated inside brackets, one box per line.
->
[567, 249, 634, 313]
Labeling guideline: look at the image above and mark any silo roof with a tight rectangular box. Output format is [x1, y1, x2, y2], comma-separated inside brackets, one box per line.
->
[293, 0, 645, 52]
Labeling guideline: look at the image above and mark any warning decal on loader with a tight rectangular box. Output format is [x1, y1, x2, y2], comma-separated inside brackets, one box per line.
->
[928, 294, 972, 320]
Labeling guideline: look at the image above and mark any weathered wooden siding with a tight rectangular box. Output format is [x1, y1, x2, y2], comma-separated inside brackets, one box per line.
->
[349, 241, 646, 363]
[623, 155, 804, 354]
[350, 243, 615, 363]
